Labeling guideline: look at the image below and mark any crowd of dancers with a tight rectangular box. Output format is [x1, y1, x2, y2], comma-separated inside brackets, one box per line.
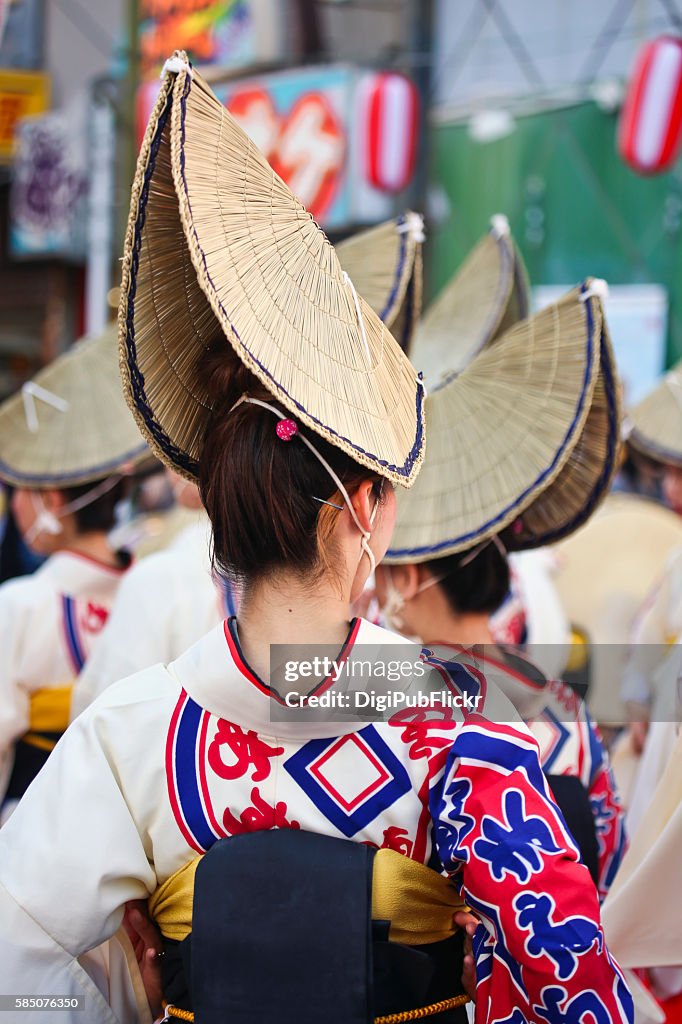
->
[0, 49, 680, 1024]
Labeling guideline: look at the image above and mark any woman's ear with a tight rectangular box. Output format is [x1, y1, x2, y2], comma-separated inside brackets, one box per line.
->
[350, 479, 377, 534]
[42, 489, 67, 516]
[417, 564, 440, 591]
[390, 563, 420, 602]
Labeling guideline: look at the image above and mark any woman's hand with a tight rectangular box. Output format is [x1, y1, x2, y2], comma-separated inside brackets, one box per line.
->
[454, 909, 479, 1002]
[123, 899, 165, 1018]
[629, 718, 649, 756]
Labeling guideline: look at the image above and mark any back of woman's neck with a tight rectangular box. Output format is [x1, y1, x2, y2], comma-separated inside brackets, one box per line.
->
[423, 610, 493, 648]
[64, 533, 121, 570]
[236, 576, 353, 681]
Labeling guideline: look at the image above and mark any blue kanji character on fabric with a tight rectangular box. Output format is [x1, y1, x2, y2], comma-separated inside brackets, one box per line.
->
[515, 894, 601, 980]
[473, 789, 563, 883]
[534, 985, 629, 1024]
[497, 1010, 531, 1024]
[590, 793, 616, 841]
[431, 776, 475, 865]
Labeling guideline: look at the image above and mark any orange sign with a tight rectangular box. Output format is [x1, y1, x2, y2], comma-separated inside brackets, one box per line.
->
[228, 87, 345, 221]
[0, 69, 50, 163]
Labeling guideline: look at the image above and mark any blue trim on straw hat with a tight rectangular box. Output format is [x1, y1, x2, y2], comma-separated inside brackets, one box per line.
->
[379, 214, 408, 323]
[0, 441, 148, 488]
[123, 86, 198, 477]
[510, 323, 619, 549]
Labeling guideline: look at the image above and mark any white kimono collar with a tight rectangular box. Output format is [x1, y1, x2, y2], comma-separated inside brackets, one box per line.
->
[167, 617, 416, 740]
[36, 549, 129, 594]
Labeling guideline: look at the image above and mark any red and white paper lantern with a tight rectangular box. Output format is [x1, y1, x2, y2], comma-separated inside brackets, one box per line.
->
[619, 35, 682, 175]
[365, 72, 419, 193]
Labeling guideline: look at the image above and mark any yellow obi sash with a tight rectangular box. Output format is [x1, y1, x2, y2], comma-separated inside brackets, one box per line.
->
[150, 847, 468, 947]
[23, 686, 73, 752]
[565, 627, 589, 673]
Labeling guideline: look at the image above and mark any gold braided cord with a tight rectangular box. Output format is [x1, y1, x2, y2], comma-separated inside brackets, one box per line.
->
[162, 993, 471, 1023]
[375, 994, 471, 1023]
[162, 1004, 194, 1022]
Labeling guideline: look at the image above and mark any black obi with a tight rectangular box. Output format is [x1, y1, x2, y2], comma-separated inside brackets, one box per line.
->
[161, 830, 467, 1024]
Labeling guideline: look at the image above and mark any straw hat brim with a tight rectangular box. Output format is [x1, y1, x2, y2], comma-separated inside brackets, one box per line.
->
[505, 319, 620, 550]
[335, 214, 423, 353]
[410, 224, 530, 387]
[552, 492, 682, 723]
[553, 492, 682, 639]
[385, 284, 619, 563]
[119, 58, 424, 488]
[0, 325, 148, 488]
[627, 363, 682, 468]
[388, 254, 422, 356]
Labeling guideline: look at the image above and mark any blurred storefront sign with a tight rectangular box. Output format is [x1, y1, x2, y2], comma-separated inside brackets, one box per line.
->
[138, 65, 418, 228]
[9, 97, 88, 259]
[0, 69, 49, 163]
[139, 0, 286, 81]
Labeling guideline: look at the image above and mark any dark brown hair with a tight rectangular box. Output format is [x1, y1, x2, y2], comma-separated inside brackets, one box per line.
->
[429, 542, 511, 617]
[62, 479, 129, 535]
[197, 349, 383, 584]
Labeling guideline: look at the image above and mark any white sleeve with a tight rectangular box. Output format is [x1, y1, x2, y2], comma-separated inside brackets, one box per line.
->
[621, 557, 677, 706]
[0, 702, 158, 1024]
[70, 557, 175, 719]
[0, 582, 33, 801]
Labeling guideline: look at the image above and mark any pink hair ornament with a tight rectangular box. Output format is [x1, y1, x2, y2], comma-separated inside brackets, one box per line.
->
[275, 418, 299, 441]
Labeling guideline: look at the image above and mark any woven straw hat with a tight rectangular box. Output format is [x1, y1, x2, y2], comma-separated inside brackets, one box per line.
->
[119, 53, 425, 488]
[0, 325, 148, 489]
[627, 362, 682, 467]
[410, 215, 529, 386]
[336, 213, 424, 354]
[385, 281, 620, 563]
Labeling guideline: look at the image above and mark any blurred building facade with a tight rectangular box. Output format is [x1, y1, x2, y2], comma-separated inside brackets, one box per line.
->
[4, 0, 682, 401]
[0, 0, 116, 395]
[429, 0, 682, 375]
[0, 0, 425, 398]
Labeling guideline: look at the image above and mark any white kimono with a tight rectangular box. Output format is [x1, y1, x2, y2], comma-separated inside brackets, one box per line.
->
[625, 647, 682, 836]
[621, 545, 682, 708]
[0, 550, 129, 803]
[70, 517, 228, 719]
[603, 730, 682, 1005]
[0, 618, 632, 1024]
[620, 546, 682, 831]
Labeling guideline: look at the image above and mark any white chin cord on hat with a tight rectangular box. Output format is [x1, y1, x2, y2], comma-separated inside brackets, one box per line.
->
[381, 567, 448, 633]
[230, 395, 382, 578]
[25, 476, 123, 546]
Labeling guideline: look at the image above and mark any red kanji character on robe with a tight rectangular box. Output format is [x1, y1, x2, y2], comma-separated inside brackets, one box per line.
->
[381, 826, 414, 857]
[389, 707, 457, 761]
[223, 787, 300, 835]
[208, 721, 284, 782]
[81, 602, 109, 635]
